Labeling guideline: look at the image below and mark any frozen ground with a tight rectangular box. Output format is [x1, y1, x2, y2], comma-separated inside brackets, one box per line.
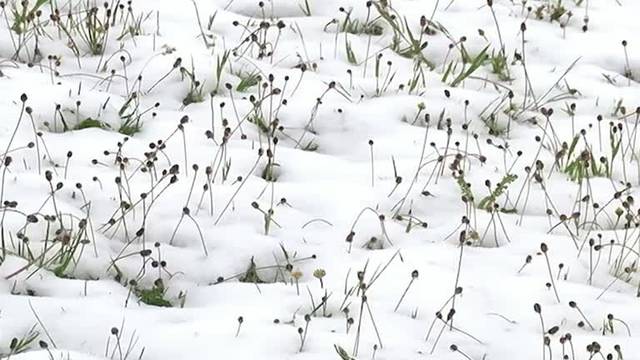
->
[1, 0, 640, 359]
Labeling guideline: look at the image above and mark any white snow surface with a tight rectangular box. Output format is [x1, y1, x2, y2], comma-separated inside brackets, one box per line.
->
[1, 0, 640, 359]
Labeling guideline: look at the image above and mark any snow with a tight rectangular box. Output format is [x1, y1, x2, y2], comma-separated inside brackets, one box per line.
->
[1, 0, 640, 359]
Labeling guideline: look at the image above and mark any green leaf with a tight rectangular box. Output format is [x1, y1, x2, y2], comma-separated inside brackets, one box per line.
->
[138, 287, 172, 307]
[566, 134, 580, 160]
[478, 173, 517, 211]
[450, 46, 489, 87]
[239, 257, 265, 284]
[75, 118, 106, 130]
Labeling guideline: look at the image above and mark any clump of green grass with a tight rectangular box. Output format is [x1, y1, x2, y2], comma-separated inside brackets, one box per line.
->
[442, 46, 489, 87]
[42, 95, 152, 136]
[215, 50, 231, 93]
[3, 196, 95, 281]
[557, 129, 621, 183]
[75, 6, 109, 56]
[235, 70, 261, 92]
[9, 0, 50, 35]
[239, 257, 265, 283]
[563, 149, 607, 182]
[261, 160, 280, 182]
[373, 1, 434, 69]
[455, 171, 517, 213]
[135, 279, 172, 307]
[180, 63, 205, 106]
[118, 93, 144, 135]
[75, 118, 108, 130]
[534, 1, 568, 22]
[478, 174, 518, 213]
[489, 49, 512, 81]
[52, 225, 91, 278]
[333, 7, 383, 36]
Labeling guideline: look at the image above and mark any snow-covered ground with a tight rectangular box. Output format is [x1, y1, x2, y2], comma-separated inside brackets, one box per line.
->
[1, 0, 640, 359]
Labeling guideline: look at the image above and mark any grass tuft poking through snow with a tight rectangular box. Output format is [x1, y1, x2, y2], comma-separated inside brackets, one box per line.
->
[2, 0, 640, 359]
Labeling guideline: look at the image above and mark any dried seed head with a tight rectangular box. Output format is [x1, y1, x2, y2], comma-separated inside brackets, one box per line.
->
[540, 243, 548, 253]
[313, 269, 326, 279]
[346, 231, 355, 243]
